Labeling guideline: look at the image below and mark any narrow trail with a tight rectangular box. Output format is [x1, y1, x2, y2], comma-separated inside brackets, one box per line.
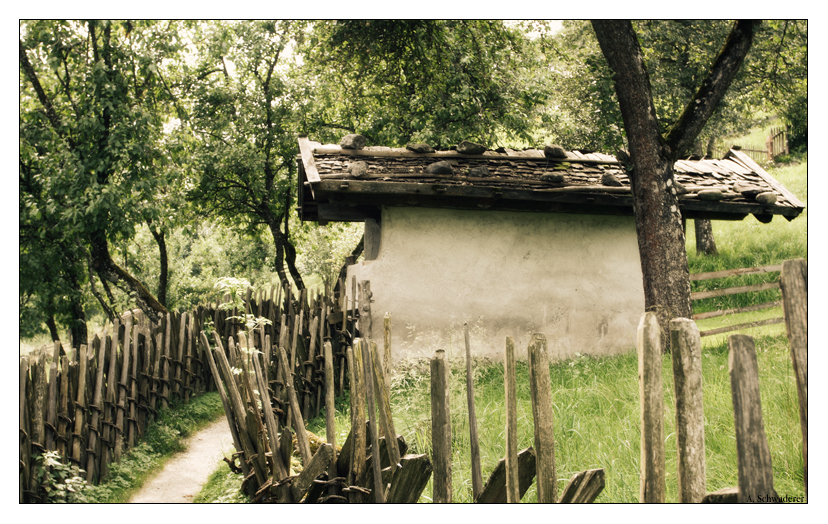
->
[129, 417, 233, 503]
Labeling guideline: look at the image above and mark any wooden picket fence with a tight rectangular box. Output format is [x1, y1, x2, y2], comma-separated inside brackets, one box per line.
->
[691, 263, 785, 337]
[641, 258, 807, 503]
[19, 281, 351, 503]
[712, 127, 788, 164]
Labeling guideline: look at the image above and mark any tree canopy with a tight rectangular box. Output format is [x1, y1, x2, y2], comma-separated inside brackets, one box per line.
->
[19, 19, 807, 343]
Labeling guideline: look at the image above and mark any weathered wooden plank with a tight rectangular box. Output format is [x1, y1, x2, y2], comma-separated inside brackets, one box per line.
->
[691, 281, 779, 301]
[430, 349, 452, 503]
[638, 312, 666, 503]
[779, 258, 807, 498]
[86, 337, 107, 483]
[291, 444, 334, 502]
[558, 468, 606, 503]
[504, 336, 520, 503]
[19, 357, 31, 503]
[252, 351, 288, 482]
[728, 334, 776, 503]
[45, 341, 61, 452]
[302, 316, 319, 422]
[362, 339, 385, 502]
[128, 316, 141, 449]
[30, 350, 47, 455]
[386, 453, 433, 504]
[370, 339, 400, 474]
[527, 333, 557, 503]
[212, 334, 267, 488]
[100, 325, 119, 479]
[324, 341, 339, 498]
[348, 344, 367, 503]
[114, 313, 132, 461]
[464, 323, 483, 500]
[160, 312, 172, 410]
[313, 145, 620, 163]
[690, 264, 782, 281]
[699, 317, 784, 337]
[278, 346, 313, 466]
[298, 136, 322, 184]
[476, 447, 537, 503]
[669, 318, 706, 502]
[692, 300, 780, 320]
[383, 312, 392, 376]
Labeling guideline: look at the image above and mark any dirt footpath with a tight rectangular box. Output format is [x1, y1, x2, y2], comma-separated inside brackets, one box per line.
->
[129, 417, 233, 503]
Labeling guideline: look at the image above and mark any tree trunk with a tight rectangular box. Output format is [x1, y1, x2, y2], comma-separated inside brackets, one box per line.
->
[283, 189, 305, 291]
[67, 272, 88, 348]
[694, 219, 718, 256]
[46, 312, 60, 342]
[592, 21, 692, 349]
[147, 220, 169, 308]
[592, 20, 757, 349]
[89, 229, 167, 324]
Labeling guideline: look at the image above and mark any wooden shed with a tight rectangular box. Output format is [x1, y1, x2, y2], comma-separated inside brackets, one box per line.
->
[297, 137, 804, 361]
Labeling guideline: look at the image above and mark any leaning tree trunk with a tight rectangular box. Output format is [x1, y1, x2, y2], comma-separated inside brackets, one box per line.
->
[592, 21, 693, 350]
[694, 219, 718, 256]
[147, 220, 169, 308]
[592, 20, 757, 350]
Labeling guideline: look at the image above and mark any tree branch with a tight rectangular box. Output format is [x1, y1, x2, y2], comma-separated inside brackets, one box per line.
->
[664, 20, 760, 158]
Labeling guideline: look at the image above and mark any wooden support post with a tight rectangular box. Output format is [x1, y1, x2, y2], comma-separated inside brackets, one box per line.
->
[86, 337, 107, 483]
[45, 341, 61, 452]
[729, 334, 776, 503]
[100, 326, 118, 479]
[362, 339, 385, 502]
[370, 339, 400, 474]
[19, 357, 31, 503]
[161, 313, 172, 410]
[780, 258, 807, 498]
[638, 312, 666, 503]
[504, 336, 520, 503]
[128, 318, 140, 449]
[348, 344, 367, 503]
[430, 349, 452, 503]
[71, 344, 88, 465]
[464, 323, 484, 501]
[303, 316, 319, 422]
[324, 341, 338, 497]
[527, 333, 557, 503]
[669, 318, 706, 502]
[30, 351, 47, 456]
[383, 312, 392, 376]
[57, 355, 70, 460]
[115, 313, 132, 461]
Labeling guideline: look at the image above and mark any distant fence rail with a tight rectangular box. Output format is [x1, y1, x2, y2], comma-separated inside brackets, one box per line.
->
[716, 127, 788, 164]
[691, 263, 784, 337]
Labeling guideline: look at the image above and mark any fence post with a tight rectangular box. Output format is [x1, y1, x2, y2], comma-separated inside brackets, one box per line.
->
[504, 336, 520, 503]
[780, 258, 807, 498]
[527, 333, 557, 503]
[464, 323, 484, 501]
[430, 349, 452, 503]
[669, 318, 706, 502]
[729, 334, 776, 502]
[637, 312, 666, 503]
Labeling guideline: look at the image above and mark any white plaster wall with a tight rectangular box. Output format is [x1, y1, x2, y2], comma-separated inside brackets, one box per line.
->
[346, 207, 645, 363]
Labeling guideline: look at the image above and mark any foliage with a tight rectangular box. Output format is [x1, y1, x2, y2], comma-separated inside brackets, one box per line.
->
[294, 222, 363, 290]
[31, 451, 91, 503]
[302, 20, 551, 149]
[192, 465, 249, 503]
[539, 20, 807, 155]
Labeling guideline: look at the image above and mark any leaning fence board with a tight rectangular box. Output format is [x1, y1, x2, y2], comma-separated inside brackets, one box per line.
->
[476, 447, 537, 503]
[691, 281, 779, 301]
[637, 312, 666, 503]
[30, 352, 47, 456]
[691, 264, 782, 281]
[386, 454, 433, 503]
[348, 344, 368, 503]
[464, 324, 484, 500]
[669, 318, 706, 503]
[369, 340, 400, 474]
[780, 258, 807, 498]
[86, 338, 107, 483]
[19, 357, 31, 503]
[504, 336, 520, 503]
[558, 468, 606, 503]
[46, 341, 60, 452]
[324, 341, 339, 497]
[699, 317, 784, 337]
[58, 355, 71, 459]
[362, 339, 385, 503]
[278, 346, 313, 466]
[430, 349, 452, 503]
[291, 444, 334, 502]
[728, 334, 776, 503]
[527, 333, 557, 503]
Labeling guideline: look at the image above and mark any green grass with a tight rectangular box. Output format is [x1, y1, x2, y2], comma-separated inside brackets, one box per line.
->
[193, 463, 250, 503]
[78, 392, 226, 503]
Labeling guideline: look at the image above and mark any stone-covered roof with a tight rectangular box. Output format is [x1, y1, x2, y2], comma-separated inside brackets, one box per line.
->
[297, 137, 805, 224]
